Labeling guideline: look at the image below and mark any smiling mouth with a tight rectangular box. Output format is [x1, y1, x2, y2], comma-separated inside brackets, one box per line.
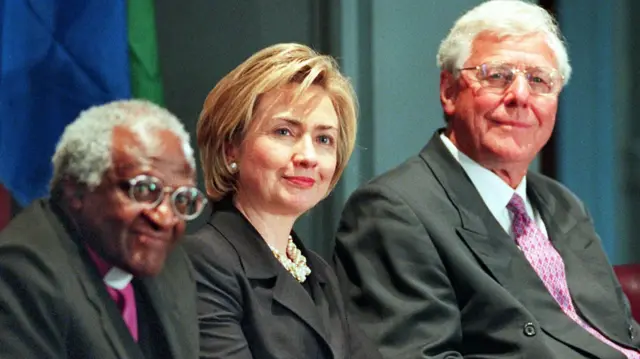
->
[134, 232, 172, 247]
[491, 119, 533, 129]
[284, 176, 316, 188]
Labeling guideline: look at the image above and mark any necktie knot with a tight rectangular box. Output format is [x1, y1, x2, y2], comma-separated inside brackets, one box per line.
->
[507, 194, 532, 239]
[507, 193, 527, 217]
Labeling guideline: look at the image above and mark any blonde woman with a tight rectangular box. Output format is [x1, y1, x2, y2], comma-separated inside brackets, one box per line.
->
[184, 43, 381, 359]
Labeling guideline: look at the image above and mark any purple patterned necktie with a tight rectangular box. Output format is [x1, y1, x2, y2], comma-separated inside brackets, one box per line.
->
[508, 194, 638, 358]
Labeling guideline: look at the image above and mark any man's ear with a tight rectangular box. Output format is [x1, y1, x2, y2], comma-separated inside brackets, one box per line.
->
[60, 178, 86, 211]
[440, 70, 459, 117]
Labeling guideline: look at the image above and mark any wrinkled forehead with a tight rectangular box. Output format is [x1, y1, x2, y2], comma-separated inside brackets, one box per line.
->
[110, 126, 194, 182]
[467, 32, 558, 68]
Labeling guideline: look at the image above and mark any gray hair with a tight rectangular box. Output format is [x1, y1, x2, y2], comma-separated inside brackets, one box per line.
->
[50, 99, 195, 193]
[437, 0, 571, 84]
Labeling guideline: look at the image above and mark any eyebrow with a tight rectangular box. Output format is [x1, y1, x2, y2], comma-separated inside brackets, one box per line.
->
[276, 117, 338, 132]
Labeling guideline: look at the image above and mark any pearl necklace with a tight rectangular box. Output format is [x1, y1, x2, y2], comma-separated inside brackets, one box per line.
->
[268, 235, 311, 283]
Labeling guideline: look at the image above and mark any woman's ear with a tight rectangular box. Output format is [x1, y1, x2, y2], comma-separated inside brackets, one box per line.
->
[224, 140, 239, 165]
[440, 70, 459, 116]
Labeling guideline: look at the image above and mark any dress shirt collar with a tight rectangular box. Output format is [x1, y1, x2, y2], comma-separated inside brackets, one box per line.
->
[439, 133, 534, 221]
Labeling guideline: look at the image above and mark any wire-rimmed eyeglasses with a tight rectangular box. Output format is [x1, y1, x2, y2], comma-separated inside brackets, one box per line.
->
[120, 174, 208, 221]
[458, 62, 564, 95]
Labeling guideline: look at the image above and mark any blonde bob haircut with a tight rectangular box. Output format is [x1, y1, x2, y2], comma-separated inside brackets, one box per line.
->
[197, 43, 358, 201]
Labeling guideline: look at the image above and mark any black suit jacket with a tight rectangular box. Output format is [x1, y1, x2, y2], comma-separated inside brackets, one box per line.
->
[183, 200, 381, 359]
[0, 200, 199, 358]
[335, 131, 640, 359]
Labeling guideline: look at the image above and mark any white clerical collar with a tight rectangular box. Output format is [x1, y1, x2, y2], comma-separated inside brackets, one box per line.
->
[103, 267, 133, 290]
[85, 245, 133, 290]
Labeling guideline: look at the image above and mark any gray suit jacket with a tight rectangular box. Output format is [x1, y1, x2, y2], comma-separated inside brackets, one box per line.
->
[335, 131, 640, 358]
[0, 200, 199, 358]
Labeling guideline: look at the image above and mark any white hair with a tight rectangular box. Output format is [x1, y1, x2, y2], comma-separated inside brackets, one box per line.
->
[50, 99, 195, 192]
[437, 0, 571, 84]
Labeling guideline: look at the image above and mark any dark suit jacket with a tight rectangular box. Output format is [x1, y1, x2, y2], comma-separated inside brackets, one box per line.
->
[183, 200, 381, 359]
[0, 200, 199, 359]
[335, 131, 640, 359]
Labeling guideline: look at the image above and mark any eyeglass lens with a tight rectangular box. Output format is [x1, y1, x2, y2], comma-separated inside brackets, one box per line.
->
[129, 176, 205, 218]
[478, 63, 559, 94]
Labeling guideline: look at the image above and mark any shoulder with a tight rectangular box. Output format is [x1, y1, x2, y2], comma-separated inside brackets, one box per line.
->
[367, 154, 434, 193]
[160, 242, 197, 286]
[527, 171, 589, 217]
[1, 201, 54, 246]
[344, 158, 419, 211]
[528, 171, 575, 197]
[182, 222, 247, 295]
[341, 155, 455, 230]
[183, 222, 243, 269]
[0, 202, 71, 328]
[347, 148, 450, 210]
[0, 201, 72, 280]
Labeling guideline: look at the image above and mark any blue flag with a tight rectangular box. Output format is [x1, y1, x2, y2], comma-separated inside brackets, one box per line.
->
[0, 0, 130, 205]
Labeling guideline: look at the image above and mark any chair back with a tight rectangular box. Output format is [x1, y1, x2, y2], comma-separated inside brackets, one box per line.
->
[613, 264, 640, 322]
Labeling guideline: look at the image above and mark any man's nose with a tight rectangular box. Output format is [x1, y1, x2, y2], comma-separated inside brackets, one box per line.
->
[146, 195, 180, 229]
[504, 73, 531, 105]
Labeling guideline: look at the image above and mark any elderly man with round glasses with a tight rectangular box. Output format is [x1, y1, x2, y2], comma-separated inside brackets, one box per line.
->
[335, 1, 640, 358]
[0, 99, 206, 358]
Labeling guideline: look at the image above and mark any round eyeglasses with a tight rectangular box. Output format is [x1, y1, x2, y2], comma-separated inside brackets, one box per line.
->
[458, 62, 564, 95]
[121, 174, 208, 221]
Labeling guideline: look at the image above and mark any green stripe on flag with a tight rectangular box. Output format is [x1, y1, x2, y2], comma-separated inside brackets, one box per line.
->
[128, 0, 164, 105]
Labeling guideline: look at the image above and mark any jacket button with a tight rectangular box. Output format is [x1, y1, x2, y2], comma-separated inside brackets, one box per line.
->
[523, 322, 536, 337]
[629, 325, 635, 340]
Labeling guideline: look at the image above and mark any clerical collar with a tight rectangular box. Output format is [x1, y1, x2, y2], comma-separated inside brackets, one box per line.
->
[85, 246, 133, 290]
[102, 267, 133, 290]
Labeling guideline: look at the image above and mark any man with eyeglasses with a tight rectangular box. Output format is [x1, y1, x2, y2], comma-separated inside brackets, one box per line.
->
[334, 1, 640, 358]
[0, 99, 207, 358]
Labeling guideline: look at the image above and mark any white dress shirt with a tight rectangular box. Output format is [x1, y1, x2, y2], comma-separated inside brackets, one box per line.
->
[439, 133, 549, 239]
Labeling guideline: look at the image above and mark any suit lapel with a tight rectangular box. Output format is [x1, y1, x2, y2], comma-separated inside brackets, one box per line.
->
[209, 203, 334, 356]
[529, 180, 632, 349]
[74, 260, 145, 359]
[422, 134, 621, 358]
[422, 132, 522, 289]
[513, 184, 620, 357]
[271, 266, 333, 354]
[138, 277, 184, 359]
[307, 253, 345, 359]
[43, 201, 144, 359]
